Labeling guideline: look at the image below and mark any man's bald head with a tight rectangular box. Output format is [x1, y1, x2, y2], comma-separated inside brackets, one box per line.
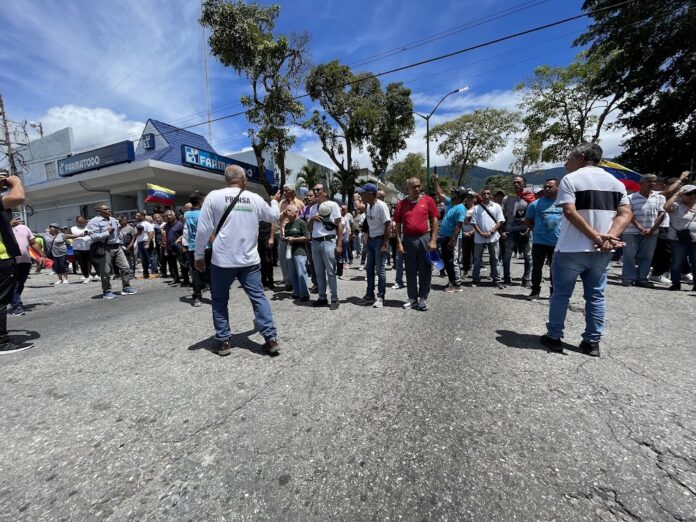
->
[224, 165, 247, 186]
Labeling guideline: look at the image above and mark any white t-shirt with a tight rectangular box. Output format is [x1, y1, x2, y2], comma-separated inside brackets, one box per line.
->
[70, 226, 92, 251]
[471, 202, 505, 244]
[554, 166, 629, 253]
[307, 201, 341, 239]
[366, 200, 390, 238]
[194, 187, 280, 268]
[136, 220, 154, 243]
[462, 206, 475, 233]
[624, 191, 665, 234]
[342, 213, 353, 240]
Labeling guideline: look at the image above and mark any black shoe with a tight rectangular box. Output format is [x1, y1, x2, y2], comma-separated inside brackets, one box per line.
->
[540, 335, 563, 353]
[284, 284, 293, 291]
[0, 341, 34, 355]
[580, 340, 600, 357]
[171, 279, 181, 285]
[527, 292, 540, 301]
[264, 338, 280, 354]
[329, 301, 339, 310]
[635, 281, 654, 288]
[521, 280, 531, 289]
[313, 299, 329, 308]
[181, 281, 191, 287]
[192, 298, 203, 308]
[496, 282, 506, 289]
[310, 285, 318, 294]
[668, 284, 681, 291]
[214, 340, 231, 357]
[300, 296, 310, 302]
[503, 279, 513, 286]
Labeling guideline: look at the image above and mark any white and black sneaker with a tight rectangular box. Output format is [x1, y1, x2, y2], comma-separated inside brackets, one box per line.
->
[0, 341, 34, 355]
[416, 298, 428, 311]
[372, 298, 383, 308]
[402, 299, 416, 309]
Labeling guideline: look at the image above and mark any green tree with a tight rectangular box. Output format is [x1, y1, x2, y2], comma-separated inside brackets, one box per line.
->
[515, 52, 619, 164]
[367, 83, 416, 178]
[484, 175, 514, 195]
[387, 152, 425, 192]
[577, 0, 695, 174]
[201, 0, 308, 192]
[430, 109, 519, 186]
[510, 130, 543, 176]
[304, 60, 414, 205]
[295, 163, 323, 189]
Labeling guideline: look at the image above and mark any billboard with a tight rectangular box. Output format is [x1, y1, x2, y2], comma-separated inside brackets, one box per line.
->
[181, 145, 275, 187]
[57, 141, 135, 177]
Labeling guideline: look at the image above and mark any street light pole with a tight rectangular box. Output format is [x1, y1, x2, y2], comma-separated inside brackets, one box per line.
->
[414, 86, 469, 195]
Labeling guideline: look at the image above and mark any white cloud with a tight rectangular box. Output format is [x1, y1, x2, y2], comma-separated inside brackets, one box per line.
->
[38, 105, 145, 152]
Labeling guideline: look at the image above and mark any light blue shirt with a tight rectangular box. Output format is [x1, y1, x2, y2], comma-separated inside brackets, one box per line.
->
[87, 216, 121, 245]
[526, 197, 562, 246]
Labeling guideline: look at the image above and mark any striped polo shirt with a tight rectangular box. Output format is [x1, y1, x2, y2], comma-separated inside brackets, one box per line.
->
[554, 166, 629, 253]
[623, 191, 665, 235]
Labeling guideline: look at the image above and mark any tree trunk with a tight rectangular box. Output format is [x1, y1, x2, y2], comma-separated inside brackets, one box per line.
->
[276, 146, 286, 190]
[252, 142, 271, 196]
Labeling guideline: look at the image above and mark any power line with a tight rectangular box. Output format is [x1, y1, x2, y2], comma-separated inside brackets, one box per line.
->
[21, 0, 642, 167]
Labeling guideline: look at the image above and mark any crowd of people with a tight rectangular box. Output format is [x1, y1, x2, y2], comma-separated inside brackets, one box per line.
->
[0, 146, 694, 357]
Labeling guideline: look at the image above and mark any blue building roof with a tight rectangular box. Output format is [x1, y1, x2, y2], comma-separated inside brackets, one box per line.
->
[134, 119, 215, 165]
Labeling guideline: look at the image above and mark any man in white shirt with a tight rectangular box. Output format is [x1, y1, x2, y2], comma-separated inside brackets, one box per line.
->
[357, 183, 391, 308]
[621, 174, 665, 287]
[194, 165, 281, 356]
[541, 143, 632, 357]
[307, 183, 343, 309]
[135, 212, 155, 278]
[470, 188, 505, 288]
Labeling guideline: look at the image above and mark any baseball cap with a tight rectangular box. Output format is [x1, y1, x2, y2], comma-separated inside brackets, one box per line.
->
[425, 249, 444, 271]
[680, 184, 696, 194]
[357, 182, 378, 194]
[49, 222, 61, 228]
[451, 186, 469, 197]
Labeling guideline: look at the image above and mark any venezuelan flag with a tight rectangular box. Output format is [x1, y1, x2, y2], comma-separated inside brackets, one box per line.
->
[598, 160, 642, 192]
[145, 183, 176, 205]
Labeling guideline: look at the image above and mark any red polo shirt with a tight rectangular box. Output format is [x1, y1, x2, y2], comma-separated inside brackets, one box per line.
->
[394, 195, 438, 236]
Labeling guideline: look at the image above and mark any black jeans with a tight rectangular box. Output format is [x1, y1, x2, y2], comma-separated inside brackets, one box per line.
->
[0, 259, 16, 346]
[461, 234, 475, 273]
[167, 246, 189, 283]
[257, 239, 275, 288]
[157, 244, 168, 277]
[531, 243, 555, 294]
[438, 237, 459, 286]
[188, 250, 211, 298]
[75, 250, 92, 278]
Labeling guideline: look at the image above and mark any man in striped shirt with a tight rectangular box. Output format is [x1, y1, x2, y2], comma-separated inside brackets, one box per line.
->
[540, 143, 632, 357]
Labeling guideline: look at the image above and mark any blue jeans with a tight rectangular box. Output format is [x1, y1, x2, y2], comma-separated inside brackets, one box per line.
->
[473, 242, 500, 282]
[670, 240, 696, 286]
[503, 230, 531, 283]
[622, 233, 658, 283]
[547, 251, 612, 343]
[366, 237, 387, 298]
[137, 242, 151, 277]
[210, 263, 277, 342]
[287, 254, 310, 298]
[311, 238, 338, 302]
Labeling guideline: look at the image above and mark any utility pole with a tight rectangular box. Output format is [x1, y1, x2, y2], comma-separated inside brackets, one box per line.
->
[0, 95, 18, 177]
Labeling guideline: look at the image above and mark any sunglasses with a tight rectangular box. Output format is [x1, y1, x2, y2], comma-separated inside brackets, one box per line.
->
[312, 188, 322, 193]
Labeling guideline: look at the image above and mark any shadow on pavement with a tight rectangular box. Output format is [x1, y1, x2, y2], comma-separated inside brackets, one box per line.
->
[495, 329, 584, 354]
[494, 293, 540, 301]
[187, 331, 275, 357]
[9, 329, 41, 344]
[179, 296, 212, 306]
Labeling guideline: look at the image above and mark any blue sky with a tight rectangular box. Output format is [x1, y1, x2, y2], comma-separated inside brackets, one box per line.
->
[0, 0, 621, 172]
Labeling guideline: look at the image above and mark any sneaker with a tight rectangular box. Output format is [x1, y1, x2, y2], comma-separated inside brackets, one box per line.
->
[682, 273, 694, 284]
[503, 279, 513, 286]
[526, 293, 540, 301]
[579, 340, 600, 357]
[540, 334, 564, 353]
[91, 275, 100, 282]
[103, 291, 117, 299]
[52, 280, 62, 286]
[121, 287, 137, 295]
[358, 265, 365, 271]
[496, 282, 506, 290]
[444, 284, 456, 293]
[214, 340, 232, 357]
[521, 280, 531, 289]
[300, 296, 310, 302]
[313, 298, 329, 308]
[454, 285, 463, 292]
[264, 338, 280, 354]
[416, 298, 428, 311]
[649, 274, 671, 285]
[11, 307, 25, 317]
[359, 295, 376, 305]
[192, 298, 203, 307]
[0, 341, 34, 355]
[402, 299, 416, 309]
[310, 285, 319, 294]
[329, 301, 339, 310]
[372, 298, 383, 308]
[635, 281, 655, 288]
[470, 281, 480, 288]
[392, 283, 403, 290]
[82, 277, 90, 284]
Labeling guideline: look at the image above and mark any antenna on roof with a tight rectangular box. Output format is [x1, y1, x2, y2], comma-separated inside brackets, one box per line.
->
[201, 2, 212, 146]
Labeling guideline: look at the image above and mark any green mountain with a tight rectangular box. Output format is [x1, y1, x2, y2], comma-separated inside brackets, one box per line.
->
[429, 165, 567, 190]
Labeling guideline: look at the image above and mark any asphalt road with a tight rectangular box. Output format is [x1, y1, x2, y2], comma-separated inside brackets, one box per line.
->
[1, 259, 695, 521]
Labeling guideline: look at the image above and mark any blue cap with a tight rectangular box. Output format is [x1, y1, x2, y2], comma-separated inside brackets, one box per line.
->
[357, 182, 378, 194]
[425, 249, 444, 270]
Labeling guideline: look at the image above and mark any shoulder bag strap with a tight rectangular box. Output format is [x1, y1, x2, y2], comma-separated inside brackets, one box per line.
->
[478, 203, 497, 223]
[213, 189, 245, 240]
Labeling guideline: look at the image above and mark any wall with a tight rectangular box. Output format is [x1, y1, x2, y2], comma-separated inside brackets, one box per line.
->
[134, 121, 169, 154]
[27, 194, 108, 232]
[16, 128, 73, 186]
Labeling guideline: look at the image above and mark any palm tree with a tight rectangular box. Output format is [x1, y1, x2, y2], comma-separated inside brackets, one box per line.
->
[295, 164, 322, 189]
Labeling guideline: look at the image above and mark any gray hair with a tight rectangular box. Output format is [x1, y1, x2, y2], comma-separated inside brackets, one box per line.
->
[569, 142, 603, 165]
[224, 165, 246, 184]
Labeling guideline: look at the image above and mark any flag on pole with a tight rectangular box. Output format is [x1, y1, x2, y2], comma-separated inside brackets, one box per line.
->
[145, 183, 176, 205]
[598, 160, 642, 192]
